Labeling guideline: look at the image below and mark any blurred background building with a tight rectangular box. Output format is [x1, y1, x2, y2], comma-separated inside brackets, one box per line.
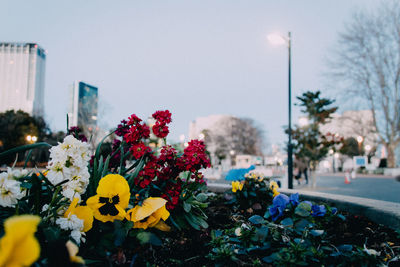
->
[68, 81, 98, 132]
[0, 42, 46, 117]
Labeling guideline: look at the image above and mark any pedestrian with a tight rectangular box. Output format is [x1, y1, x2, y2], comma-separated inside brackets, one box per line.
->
[294, 157, 308, 185]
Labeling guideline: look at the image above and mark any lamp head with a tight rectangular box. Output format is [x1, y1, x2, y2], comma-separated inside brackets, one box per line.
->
[267, 33, 287, 46]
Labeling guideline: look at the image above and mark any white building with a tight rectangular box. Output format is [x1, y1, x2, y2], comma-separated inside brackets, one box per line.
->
[188, 114, 231, 140]
[68, 81, 98, 130]
[0, 43, 46, 117]
[320, 110, 378, 148]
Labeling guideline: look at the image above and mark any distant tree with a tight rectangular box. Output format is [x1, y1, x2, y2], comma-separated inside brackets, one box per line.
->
[327, 1, 400, 167]
[0, 110, 51, 164]
[339, 137, 361, 157]
[291, 91, 339, 187]
[207, 116, 265, 162]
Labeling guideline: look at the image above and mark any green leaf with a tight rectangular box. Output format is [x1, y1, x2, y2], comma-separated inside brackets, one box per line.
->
[255, 226, 269, 242]
[295, 219, 312, 232]
[183, 201, 191, 213]
[195, 193, 208, 202]
[248, 215, 265, 225]
[196, 216, 209, 229]
[101, 155, 111, 177]
[295, 202, 312, 217]
[281, 218, 294, 227]
[0, 142, 51, 159]
[310, 230, 324, 236]
[184, 214, 200, 230]
[127, 157, 146, 188]
[95, 130, 116, 160]
[136, 232, 162, 246]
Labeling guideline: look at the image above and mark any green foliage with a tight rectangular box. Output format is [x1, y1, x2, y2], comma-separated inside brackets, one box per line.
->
[227, 173, 274, 211]
[207, 193, 385, 266]
[340, 137, 362, 157]
[291, 91, 339, 169]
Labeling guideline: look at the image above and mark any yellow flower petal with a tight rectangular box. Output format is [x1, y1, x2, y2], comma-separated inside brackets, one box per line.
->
[73, 206, 94, 232]
[64, 197, 80, 218]
[133, 214, 158, 230]
[97, 174, 130, 208]
[0, 215, 41, 267]
[87, 174, 131, 223]
[273, 189, 280, 197]
[153, 220, 171, 232]
[66, 240, 85, 264]
[127, 197, 167, 222]
[148, 206, 170, 228]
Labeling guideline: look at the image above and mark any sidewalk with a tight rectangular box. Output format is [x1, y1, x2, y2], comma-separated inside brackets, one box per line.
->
[317, 172, 394, 179]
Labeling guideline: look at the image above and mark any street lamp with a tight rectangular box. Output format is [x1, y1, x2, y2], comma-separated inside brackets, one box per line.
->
[26, 135, 37, 144]
[268, 31, 293, 189]
[357, 136, 364, 155]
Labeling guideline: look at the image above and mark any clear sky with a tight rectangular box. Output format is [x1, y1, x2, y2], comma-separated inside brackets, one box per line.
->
[0, 0, 379, 149]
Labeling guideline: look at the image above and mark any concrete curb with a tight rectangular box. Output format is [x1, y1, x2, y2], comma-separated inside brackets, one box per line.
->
[207, 183, 400, 230]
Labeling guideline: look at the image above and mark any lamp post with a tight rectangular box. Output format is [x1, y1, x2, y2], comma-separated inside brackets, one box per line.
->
[268, 31, 293, 189]
[357, 136, 364, 155]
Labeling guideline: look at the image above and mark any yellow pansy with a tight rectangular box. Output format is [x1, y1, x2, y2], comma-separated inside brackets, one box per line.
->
[126, 197, 170, 231]
[0, 215, 41, 267]
[231, 181, 244, 193]
[87, 174, 130, 223]
[66, 240, 84, 264]
[272, 189, 280, 197]
[64, 197, 94, 232]
[269, 181, 280, 197]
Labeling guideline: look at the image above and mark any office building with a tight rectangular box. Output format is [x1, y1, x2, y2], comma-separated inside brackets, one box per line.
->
[0, 42, 46, 117]
[68, 81, 98, 131]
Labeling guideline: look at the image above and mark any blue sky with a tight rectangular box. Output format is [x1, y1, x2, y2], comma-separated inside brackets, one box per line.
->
[0, 0, 378, 149]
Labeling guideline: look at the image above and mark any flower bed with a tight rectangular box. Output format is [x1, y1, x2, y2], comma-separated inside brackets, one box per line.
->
[0, 111, 399, 266]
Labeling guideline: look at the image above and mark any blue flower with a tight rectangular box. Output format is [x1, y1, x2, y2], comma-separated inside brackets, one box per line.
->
[311, 205, 326, 217]
[289, 193, 299, 207]
[269, 194, 290, 221]
[331, 207, 338, 215]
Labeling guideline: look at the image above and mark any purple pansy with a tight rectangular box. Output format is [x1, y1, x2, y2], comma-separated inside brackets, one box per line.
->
[269, 194, 290, 221]
[311, 204, 326, 217]
[331, 207, 338, 215]
[289, 193, 299, 207]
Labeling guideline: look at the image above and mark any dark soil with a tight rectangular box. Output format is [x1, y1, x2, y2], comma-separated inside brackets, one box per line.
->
[116, 196, 400, 266]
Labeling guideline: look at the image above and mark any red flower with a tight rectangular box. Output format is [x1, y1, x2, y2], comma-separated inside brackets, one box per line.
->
[123, 122, 150, 143]
[177, 139, 211, 172]
[129, 142, 150, 159]
[158, 145, 177, 163]
[152, 122, 169, 138]
[152, 110, 172, 124]
[127, 114, 142, 125]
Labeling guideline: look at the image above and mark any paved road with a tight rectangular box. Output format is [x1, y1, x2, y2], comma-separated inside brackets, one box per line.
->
[293, 174, 400, 203]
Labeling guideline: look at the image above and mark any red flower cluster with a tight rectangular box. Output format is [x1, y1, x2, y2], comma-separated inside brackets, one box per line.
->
[158, 145, 177, 164]
[129, 142, 151, 159]
[160, 180, 182, 210]
[177, 140, 211, 172]
[134, 157, 160, 188]
[152, 110, 172, 124]
[117, 114, 151, 159]
[152, 110, 172, 138]
[191, 172, 207, 184]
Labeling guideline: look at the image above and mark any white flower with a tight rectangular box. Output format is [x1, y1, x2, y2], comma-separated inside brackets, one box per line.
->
[47, 162, 68, 185]
[41, 204, 50, 212]
[234, 227, 242, 236]
[46, 135, 91, 199]
[0, 178, 24, 207]
[70, 230, 86, 245]
[56, 214, 84, 231]
[7, 167, 28, 179]
[49, 145, 68, 164]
